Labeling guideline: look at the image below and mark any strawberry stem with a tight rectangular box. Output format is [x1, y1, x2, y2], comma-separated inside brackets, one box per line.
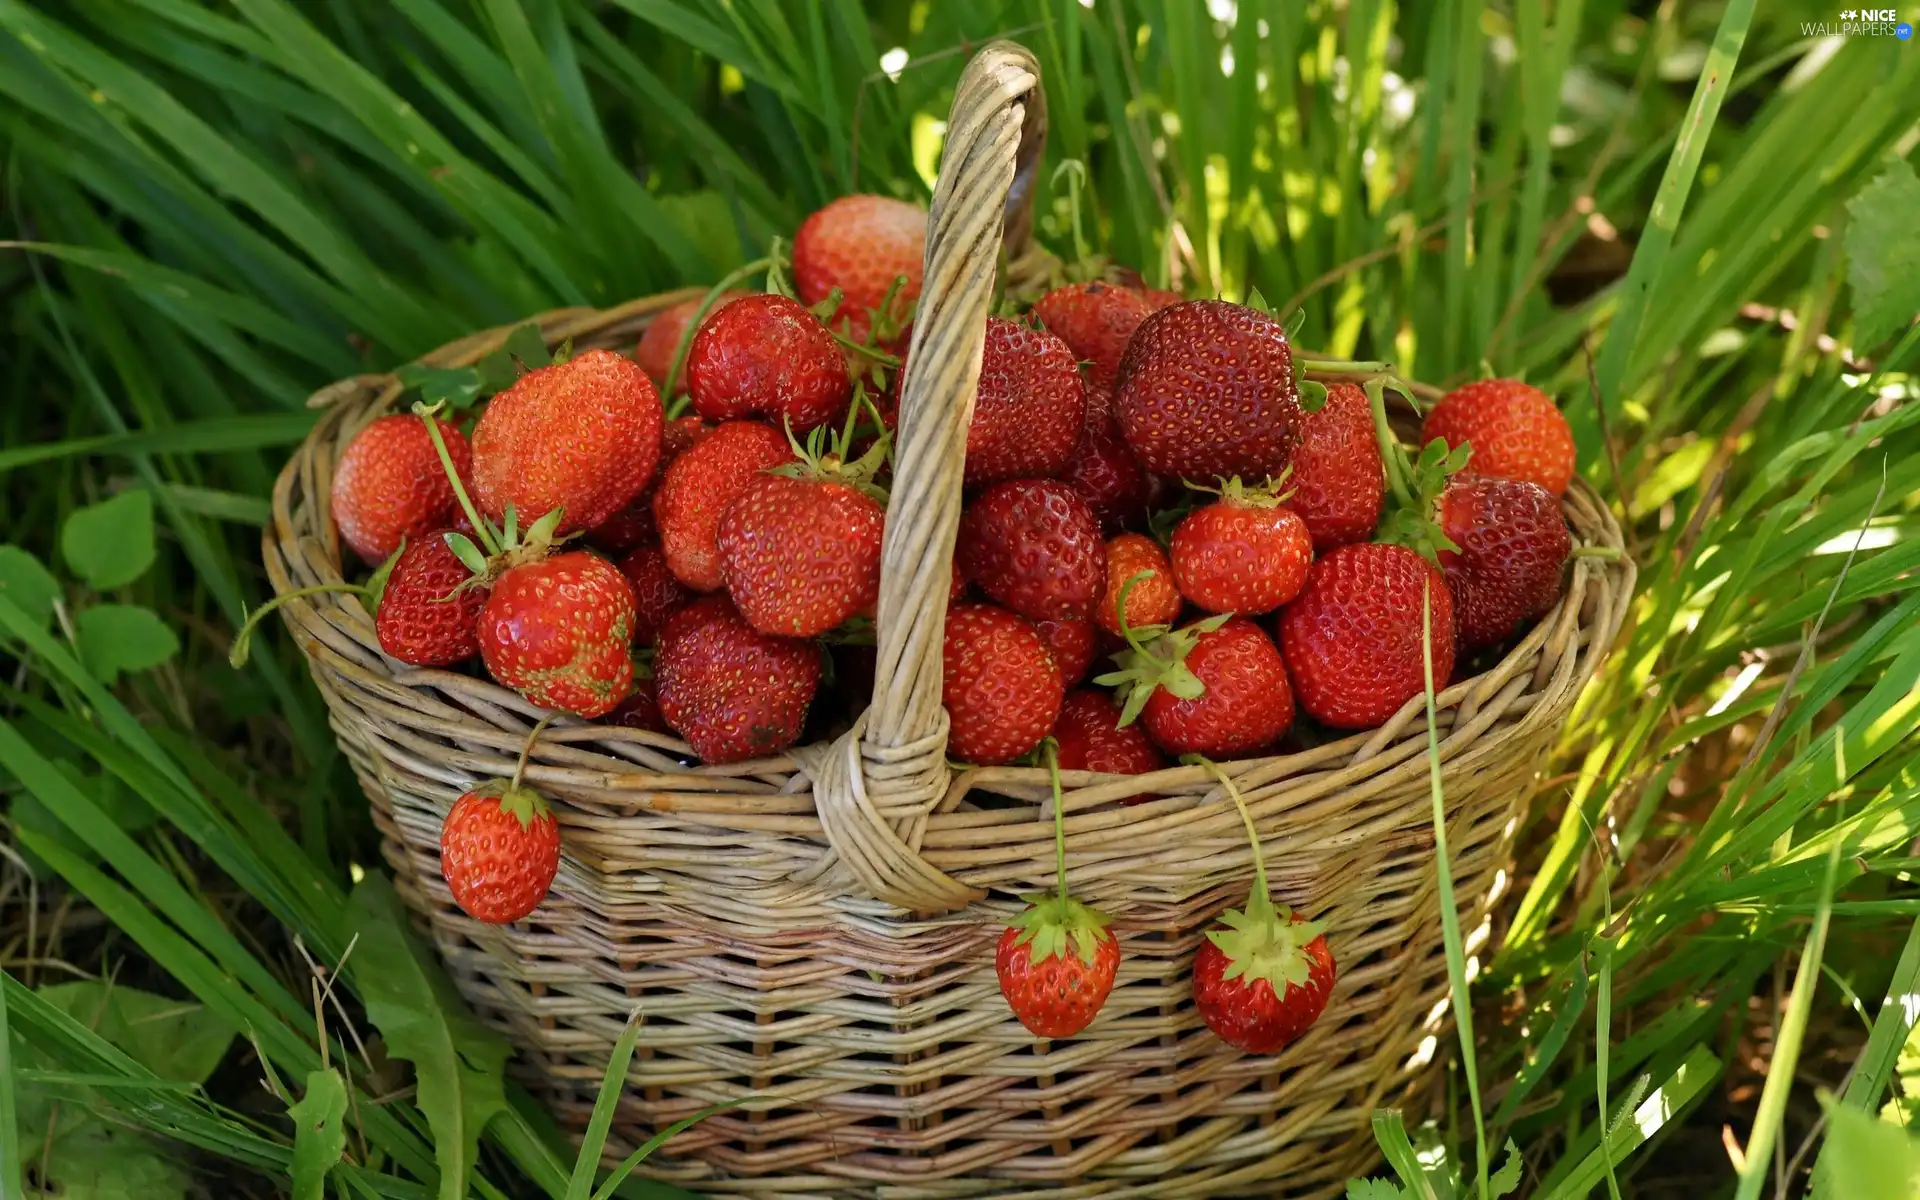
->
[1571, 545, 1623, 561]
[1188, 756, 1268, 903]
[228, 583, 369, 668]
[662, 251, 776, 398]
[1365, 378, 1415, 510]
[510, 714, 558, 793]
[1298, 358, 1392, 374]
[412, 402, 501, 557]
[1044, 739, 1069, 909]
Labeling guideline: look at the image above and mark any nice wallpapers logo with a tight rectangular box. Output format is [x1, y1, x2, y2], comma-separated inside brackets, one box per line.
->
[1803, 8, 1914, 36]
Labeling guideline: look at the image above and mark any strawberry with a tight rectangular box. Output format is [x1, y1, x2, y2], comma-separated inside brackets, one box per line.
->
[1115, 300, 1303, 482]
[962, 317, 1085, 485]
[655, 595, 822, 763]
[606, 678, 669, 735]
[331, 414, 473, 565]
[942, 603, 1064, 765]
[1034, 616, 1098, 687]
[1052, 689, 1166, 777]
[1100, 614, 1294, 757]
[1288, 381, 1385, 552]
[793, 194, 925, 341]
[653, 421, 794, 591]
[440, 779, 561, 925]
[1031, 281, 1153, 392]
[636, 292, 747, 391]
[478, 551, 637, 718]
[1420, 378, 1575, 497]
[374, 534, 488, 667]
[1277, 543, 1456, 730]
[1168, 479, 1313, 615]
[1188, 761, 1335, 1053]
[588, 417, 710, 555]
[1136, 286, 1183, 311]
[686, 294, 853, 433]
[1096, 533, 1181, 637]
[956, 480, 1107, 622]
[471, 348, 662, 535]
[1437, 475, 1571, 651]
[1065, 423, 1153, 534]
[616, 543, 693, 647]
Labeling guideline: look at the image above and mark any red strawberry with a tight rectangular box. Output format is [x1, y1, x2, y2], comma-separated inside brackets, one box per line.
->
[616, 544, 693, 646]
[655, 595, 821, 763]
[471, 348, 662, 535]
[1101, 616, 1294, 757]
[440, 780, 561, 925]
[331, 414, 473, 565]
[1188, 764, 1334, 1054]
[956, 480, 1107, 622]
[716, 446, 886, 638]
[1420, 378, 1575, 497]
[793, 194, 926, 340]
[1277, 543, 1456, 730]
[1096, 533, 1182, 638]
[374, 534, 487, 667]
[606, 678, 669, 735]
[686, 294, 853, 433]
[1137, 286, 1182, 311]
[1034, 616, 1098, 687]
[478, 551, 637, 718]
[942, 603, 1064, 765]
[1288, 382, 1385, 552]
[962, 317, 1085, 485]
[636, 292, 748, 391]
[1437, 475, 1572, 651]
[1052, 689, 1166, 777]
[1032, 281, 1153, 392]
[588, 417, 710, 554]
[1065, 423, 1153, 534]
[653, 421, 794, 591]
[1115, 300, 1303, 482]
[1169, 480, 1313, 615]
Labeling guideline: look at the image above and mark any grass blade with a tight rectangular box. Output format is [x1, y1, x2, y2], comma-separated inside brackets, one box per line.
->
[566, 1008, 644, 1200]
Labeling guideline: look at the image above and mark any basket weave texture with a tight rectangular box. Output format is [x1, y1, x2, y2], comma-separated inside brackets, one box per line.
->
[263, 41, 1635, 1200]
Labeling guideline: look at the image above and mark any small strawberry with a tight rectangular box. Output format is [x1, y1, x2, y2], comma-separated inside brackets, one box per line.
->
[653, 421, 795, 591]
[1034, 616, 1098, 687]
[1437, 475, 1572, 651]
[962, 317, 1086, 485]
[1136, 286, 1183, 311]
[956, 480, 1107, 622]
[636, 292, 748, 391]
[440, 777, 561, 925]
[471, 348, 663, 535]
[1168, 479, 1313, 616]
[616, 543, 693, 647]
[1420, 378, 1576, 497]
[606, 677, 669, 735]
[1288, 381, 1385, 552]
[793, 194, 926, 341]
[655, 595, 822, 763]
[374, 534, 488, 667]
[1098, 609, 1294, 757]
[1052, 689, 1166, 777]
[996, 743, 1119, 1038]
[588, 417, 710, 555]
[1065, 423, 1153, 534]
[331, 414, 473, 565]
[686, 294, 853, 433]
[1032, 281, 1153, 392]
[1276, 542, 1456, 730]
[942, 603, 1064, 765]
[1096, 533, 1181, 637]
[478, 550, 637, 718]
[1188, 760, 1335, 1054]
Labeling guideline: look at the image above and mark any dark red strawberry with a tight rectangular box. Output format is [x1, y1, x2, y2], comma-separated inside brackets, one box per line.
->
[793, 194, 926, 341]
[655, 595, 821, 763]
[961, 317, 1085, 485]
[440, 779, 561, 925]
[1168, 480, 1313, 615]
[1052, 689, 1166, 777]
[1289, 381, 1385, 552]
[956, 480, 1106, 622]
[1034, 616, 1098, 687]
[1421, 378, 1575, 497]
[1032, 281, 1153, 392]
[374, 534, 487, 667]
[1100, 616, 1294, 757]
[1065, 423, 1153, 534]
[616, 543, 693, 647]
[1096, 533, 1181, 638]
[942, 603, 1064, 765]
[686, 294, 852, 433]
[1137, 286, 1182, 311]
[478, 551, 637, 718]
[1437, 475, 1572, 651]
[716, 439, 886, 638]
[588, 417, 710, 554]
[636, 292, 747, 391]
[653, 421, 794, 591]
[1277, 543, 1456, 730]
[606, 678, 670, 735]
[1115, 300, 1303, 482]
[331, 414, 472, 565]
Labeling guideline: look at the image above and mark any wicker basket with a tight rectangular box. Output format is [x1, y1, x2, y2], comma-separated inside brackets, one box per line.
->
[264, 41, 1634, 1199]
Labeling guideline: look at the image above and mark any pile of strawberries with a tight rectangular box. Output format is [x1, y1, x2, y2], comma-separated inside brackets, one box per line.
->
[283, 187, 1587, 1056]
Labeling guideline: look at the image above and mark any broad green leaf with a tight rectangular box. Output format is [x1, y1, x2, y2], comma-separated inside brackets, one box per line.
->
[74, 604, 181, 683]
[1488, 1138, 1525, 1197]
[0, 546, 60, 627]
[396, 362, 486, 410]
[1844, 160, 1920, 351]
[1345, 1179, 1408, 1200]
[25, 1121, 192, 1200]
[35, 983, 234, 1087]
[288, 1067, 350, 1200]
[60, 491, 156, 591]
[1811, 1100, 1920, 1200]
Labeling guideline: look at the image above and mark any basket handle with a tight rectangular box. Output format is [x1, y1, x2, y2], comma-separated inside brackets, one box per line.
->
[793, 41, 1045, 912]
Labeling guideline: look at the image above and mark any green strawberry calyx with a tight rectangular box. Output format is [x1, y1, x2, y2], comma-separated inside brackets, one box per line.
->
[770, 388, 892, 504]
[466, 776, 553, 832]
[1363, 378, 1470, 566]
[1093, 573, 1231, 727]
[1006, 739, 1115, 967]
[1182, 472, 1295, 510]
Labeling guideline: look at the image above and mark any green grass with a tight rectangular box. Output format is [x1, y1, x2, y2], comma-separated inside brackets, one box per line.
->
[2, 0, 1918, 1196]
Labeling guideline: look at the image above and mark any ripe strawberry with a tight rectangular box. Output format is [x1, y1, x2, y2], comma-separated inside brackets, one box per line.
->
[374, 534, 487, 667]
[478, 551, 637, 718]
[1115, 300, 1303, 482]
[1288, 382, 1385, 552]
[1277, 543, 1456, 730]
[440, 780, 561, 925]
[655, 595, 822, 764]
[471, 348, 662, 535]
[1065, 423, 1153, 534]
[1032, 281, 1153, 393]
[1097, 533, 1181, 637]
[1169, 480, 1313, 615]
[686, 294, 853, 433]
[1137, 286, 1183, 311]
[606, 678, 669, 735]
[1437, 475, 1572, 651]
[1188, 764, 1334, 1054]
[717, 441, 886, 638]
[1034, 616, 1098, 687]
[331, 414, 473, 565]
[1100, 616, 1294, 757]
[942, 603, 1064, 765]
[1420, 378, 1576, 497]
[793, 194, 926, 341]
[653, 421, 794, 591]
[616, 543, 692, 646]
[956, 480, 1107, 622]
[1052, 689, 1166, 777]
[963, 317, 1085, 485]
[635, 292, 747, 391]
[588, 417, 710, 555]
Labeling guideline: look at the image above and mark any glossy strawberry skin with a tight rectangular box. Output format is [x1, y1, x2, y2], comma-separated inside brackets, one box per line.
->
[1289, 382, 1385, 552]
[1053, 689, 1167, 778]
[1192, 918, 1336, 1053]
[374, 533, 487, 667]
[478, 552, 637, 719]
[616, 543, 693, 647]
[1277, 543, 1457, 730]
[962, 317, 1086, 485]
[956, 480, 1107, 622]
[686, 294, 853, 433]
[1170, 501, 1313, 616]
[471, 349, 662, 535]
[995, 923, 1121, 1038]
[1032, 281, 1153, 393]
[942, 603, 1065, 766]
[653, 421, 794, 592]
[588, 417, 710, 555]
[1115, 300, 1304, 482]
[654, 595, 821, 764]
[636, 293, 747, 391]
[793, 194, 926, 338]
[1034, 617, 1098, 687]
[1438, 475, 1572, 651]
[1421, 378, 1576, 497]
[440, 789, 560, 925]
[1140, 618, 1294, 757]
[717, 473, 884, 638]
[1065, 424, 1154, 534]
[331, 415, 472, 566]
[606, 680, 669, 735]
[1097, 533, 1182, 637]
